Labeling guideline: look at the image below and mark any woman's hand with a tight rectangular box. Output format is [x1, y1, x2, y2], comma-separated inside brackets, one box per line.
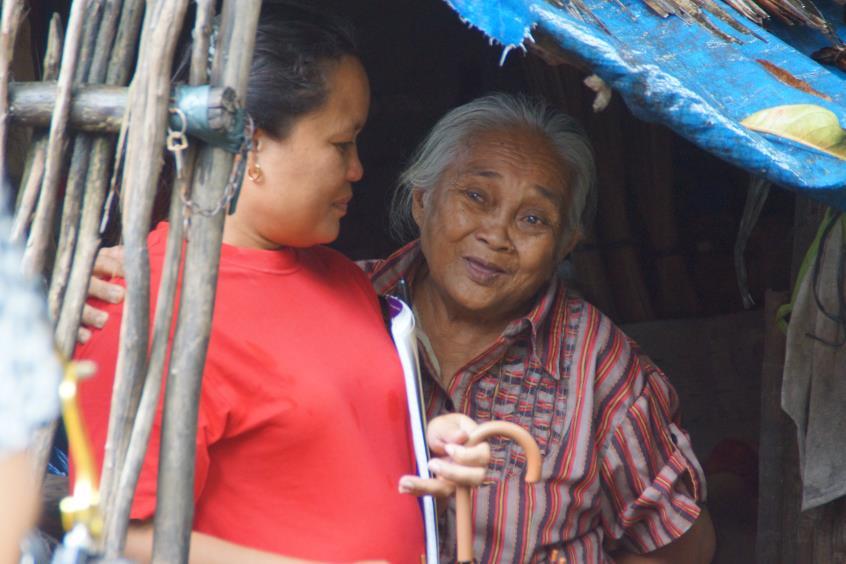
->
[398, 413, 490, 498]
[78, 246, 126, 343]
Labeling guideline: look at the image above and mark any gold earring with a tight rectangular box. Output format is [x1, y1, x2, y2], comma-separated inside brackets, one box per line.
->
[247, 138, 263, 183]
[247, 157, 263, 183]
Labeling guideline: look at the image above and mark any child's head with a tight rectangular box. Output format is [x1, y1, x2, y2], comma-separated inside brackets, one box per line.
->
[225, 2, 371, 250]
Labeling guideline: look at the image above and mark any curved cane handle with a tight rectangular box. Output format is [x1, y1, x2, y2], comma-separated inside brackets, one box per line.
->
[455, 421, 542, 563]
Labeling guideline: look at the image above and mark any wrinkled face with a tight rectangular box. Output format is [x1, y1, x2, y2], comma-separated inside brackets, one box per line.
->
[413, 127, 577, 323]
[234, 55, 370, 249]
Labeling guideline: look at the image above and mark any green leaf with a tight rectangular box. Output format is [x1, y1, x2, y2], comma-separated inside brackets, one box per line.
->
[742, 104, 846, 161]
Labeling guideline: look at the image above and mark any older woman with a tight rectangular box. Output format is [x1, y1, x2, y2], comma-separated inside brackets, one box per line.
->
[85, 94, 714, 562]
[368, 93, 715, 563]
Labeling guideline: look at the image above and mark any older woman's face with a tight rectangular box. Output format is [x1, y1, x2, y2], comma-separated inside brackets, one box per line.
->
[413, 127, 575, 323]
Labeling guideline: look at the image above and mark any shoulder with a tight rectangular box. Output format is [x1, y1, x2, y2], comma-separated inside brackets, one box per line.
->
[549, 289, 670, 415]
[308, 246, 371, 280]
[542, 287, 620, 374]
[303, 246, 378, 298]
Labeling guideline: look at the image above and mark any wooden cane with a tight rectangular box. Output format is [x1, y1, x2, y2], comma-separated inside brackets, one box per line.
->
[455, 421, 543, 563]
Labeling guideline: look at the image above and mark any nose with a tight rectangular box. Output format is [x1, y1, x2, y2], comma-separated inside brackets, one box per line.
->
[475, 213, 513, 252]
[347, 146, 364, 182]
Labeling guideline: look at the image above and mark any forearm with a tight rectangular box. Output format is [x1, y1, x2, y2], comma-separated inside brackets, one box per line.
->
[0, 452, 39, 564]
[125, 522, 316, 564]
[611, 507, 715, 564]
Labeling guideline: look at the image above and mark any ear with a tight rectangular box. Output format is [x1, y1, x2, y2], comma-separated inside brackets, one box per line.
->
[557, 228, 584, 263]
[252, 128, 267, 151]
[411, 189, 426, 229]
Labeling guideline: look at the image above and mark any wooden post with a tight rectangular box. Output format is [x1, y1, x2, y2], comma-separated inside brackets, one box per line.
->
[99, 0, 189, 539]
[105, 0, 215, 555]
[21, 0, 90, 278]
[25, 0, 95, 480]
[0, 0, 25, 187]
[10, 15, 61, 243]
[152, 2, 260, 562]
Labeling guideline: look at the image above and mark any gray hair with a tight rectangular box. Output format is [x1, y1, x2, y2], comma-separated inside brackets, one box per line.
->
[390, 93, 596, 249]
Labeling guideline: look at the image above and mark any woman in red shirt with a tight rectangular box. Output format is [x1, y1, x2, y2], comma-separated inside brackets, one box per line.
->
[76, 3, 488, 562]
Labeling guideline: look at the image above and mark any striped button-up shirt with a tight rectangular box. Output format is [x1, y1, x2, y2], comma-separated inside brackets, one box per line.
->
[361, 241, 705, 563]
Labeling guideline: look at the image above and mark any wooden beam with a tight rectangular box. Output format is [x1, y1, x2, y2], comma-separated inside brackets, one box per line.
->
[8, 81, 235, 134]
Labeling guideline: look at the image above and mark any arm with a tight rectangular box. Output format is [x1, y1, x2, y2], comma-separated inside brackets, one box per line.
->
[125, 522, 386, 564]
[612, 506, 715, 564]
[0, 452, 39, 564]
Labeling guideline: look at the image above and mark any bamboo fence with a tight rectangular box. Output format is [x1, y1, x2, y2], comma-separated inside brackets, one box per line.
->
[1, 1, 261, 561]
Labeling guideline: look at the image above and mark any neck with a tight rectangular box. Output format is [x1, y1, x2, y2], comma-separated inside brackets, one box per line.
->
[413, 273, 510, 385]
[223, 213, 277, 250]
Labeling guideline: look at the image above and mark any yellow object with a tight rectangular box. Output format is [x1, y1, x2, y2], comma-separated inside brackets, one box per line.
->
[742, 104, 846, 161]
[58, 359, 103, 539]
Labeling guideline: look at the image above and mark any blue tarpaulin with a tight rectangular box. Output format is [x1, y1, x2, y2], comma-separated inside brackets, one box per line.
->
[444, 0, 846, 210]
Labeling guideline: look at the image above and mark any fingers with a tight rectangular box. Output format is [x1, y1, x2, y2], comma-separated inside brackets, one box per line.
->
[443, 441, 490, 469]
[398, 440, 491, 498]
[81, 304, 109, 330]
[427, 412, 475, 454]
[92, 245, 126, 279]
[398, 475, 456, 498]
[77, 327, 91, 344]
[88, 276, 125, 304]
[427, 454, 487, 488]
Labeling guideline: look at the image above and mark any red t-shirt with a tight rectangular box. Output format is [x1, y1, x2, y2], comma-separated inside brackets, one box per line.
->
[76, 223, 425, 562]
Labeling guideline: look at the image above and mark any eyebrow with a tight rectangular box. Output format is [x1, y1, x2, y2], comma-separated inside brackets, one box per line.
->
[462, 169, 563, 206]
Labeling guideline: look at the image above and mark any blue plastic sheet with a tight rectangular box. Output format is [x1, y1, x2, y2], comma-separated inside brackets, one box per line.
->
[444, 0, 846, 210]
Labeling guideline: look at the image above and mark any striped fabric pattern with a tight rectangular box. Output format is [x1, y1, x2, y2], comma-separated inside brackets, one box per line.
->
[361, 241, 705, 563]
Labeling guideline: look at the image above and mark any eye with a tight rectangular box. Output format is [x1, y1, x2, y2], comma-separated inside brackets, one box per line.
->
[521, 213, 553, 230]
[463, 189, 485, 203]
[333, 141, 355, 154]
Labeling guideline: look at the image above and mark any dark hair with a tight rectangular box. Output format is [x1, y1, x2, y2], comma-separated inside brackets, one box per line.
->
[247, 2, 359, 139]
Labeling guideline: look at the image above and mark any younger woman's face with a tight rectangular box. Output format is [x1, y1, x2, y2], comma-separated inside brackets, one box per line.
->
[228, 55, 370, 249]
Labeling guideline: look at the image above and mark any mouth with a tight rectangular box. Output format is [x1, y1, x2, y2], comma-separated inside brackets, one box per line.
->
[462, 256, 507, 285]
[332, 196, 352, 214]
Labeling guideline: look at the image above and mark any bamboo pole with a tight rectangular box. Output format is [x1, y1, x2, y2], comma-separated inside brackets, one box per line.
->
[0, 0, 24, 187]
[10, 15, 62, 244]
[48, 0, 106, 319]
[153, 2, 260, 561]
[99, 0, 188, 529]
[104, 0, 215, 555]
[21, 0, 90, 278]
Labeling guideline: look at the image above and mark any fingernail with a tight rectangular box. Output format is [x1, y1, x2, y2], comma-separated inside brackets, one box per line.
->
[78, 328, 91, 343]
[398, 478, 413, 493]
[445, 444, 457, 457]
[94, 311, 109, 328]
[109, 287, 124, 302]
[428, 459, 443, 472]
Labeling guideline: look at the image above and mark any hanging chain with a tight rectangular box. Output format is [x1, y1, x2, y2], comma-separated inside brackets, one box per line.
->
[178, 113, 255, 234]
